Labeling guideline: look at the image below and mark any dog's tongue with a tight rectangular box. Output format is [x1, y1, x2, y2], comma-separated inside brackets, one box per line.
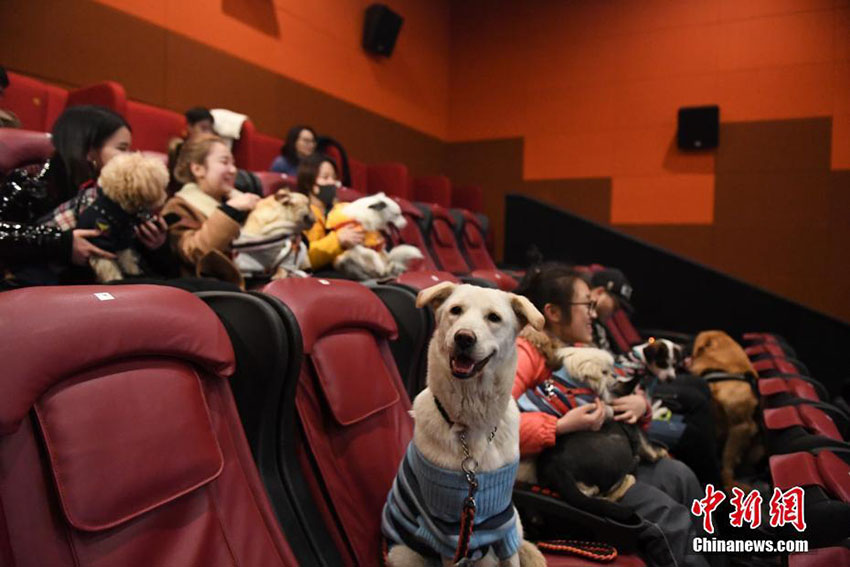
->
[451, 356, 476, 375]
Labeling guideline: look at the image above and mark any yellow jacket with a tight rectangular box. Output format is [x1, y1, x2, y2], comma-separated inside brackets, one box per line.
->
[304, 200, 344, 271]
[325, 204, 385, 251]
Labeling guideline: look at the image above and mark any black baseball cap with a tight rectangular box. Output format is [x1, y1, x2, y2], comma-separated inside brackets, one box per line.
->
[591, 268, 634, 313]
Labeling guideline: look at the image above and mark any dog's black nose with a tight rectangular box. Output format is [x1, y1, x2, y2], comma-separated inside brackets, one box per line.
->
[454, 330, 476, 350]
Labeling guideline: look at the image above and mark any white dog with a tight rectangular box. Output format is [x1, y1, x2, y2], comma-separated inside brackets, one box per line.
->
[330, 192, 422, 280]
[382, 282, 547, 567]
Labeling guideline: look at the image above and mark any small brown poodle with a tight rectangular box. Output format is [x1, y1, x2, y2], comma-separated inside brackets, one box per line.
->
[77, 152, 169, 282]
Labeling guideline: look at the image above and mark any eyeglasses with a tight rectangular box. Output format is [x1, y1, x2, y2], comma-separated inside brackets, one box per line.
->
[569, 299, 597, 313]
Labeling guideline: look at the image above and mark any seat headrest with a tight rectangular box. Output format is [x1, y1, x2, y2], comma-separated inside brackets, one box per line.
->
[798, 404, 842, 441]
[0, 129, 53, 172]
[763, 406, 804, 431]
[395, 196, 423, 218]
[395, 270, 461, 291]
[0, 285, 235, 434]
[263, 278, 397, 352]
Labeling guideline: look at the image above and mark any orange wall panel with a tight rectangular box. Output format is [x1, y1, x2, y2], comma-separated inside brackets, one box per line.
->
[611, 175, 715, 225]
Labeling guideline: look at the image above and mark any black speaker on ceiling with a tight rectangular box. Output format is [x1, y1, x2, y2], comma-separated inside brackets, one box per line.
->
[362, 4, 403, 57]
[677, 105, 719, 150]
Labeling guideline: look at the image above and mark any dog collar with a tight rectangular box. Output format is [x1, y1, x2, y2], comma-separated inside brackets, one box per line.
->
[433, 395, 455, 427]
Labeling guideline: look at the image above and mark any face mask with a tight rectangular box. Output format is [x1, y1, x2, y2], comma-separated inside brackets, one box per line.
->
[315, 184, 337, 209]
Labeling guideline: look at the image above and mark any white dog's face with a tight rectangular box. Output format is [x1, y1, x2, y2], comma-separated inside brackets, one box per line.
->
[417, 282, 544, 381]
[344, 192, 406, 232]
[559, 347, 616, 398]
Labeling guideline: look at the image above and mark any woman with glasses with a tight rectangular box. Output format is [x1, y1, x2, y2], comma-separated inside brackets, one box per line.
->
[269, 125, 317, 176]
[511, 262, 709, 567]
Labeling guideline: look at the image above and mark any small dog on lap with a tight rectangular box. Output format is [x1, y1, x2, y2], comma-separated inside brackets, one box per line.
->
[76, 152, 169, 283]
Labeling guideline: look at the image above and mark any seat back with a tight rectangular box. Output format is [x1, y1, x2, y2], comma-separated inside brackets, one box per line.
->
[0, 129, 53, 173]
[255, 172, 297, 196]
[367, 162, 413, 200]
[125, 101, 185, 152]
[3, 72, 68, 131]
[262, 278, 413, 566]
[413, 174, 451, 207]
[389, 196, 438, 271]
[0, 285, 297, 567]
[451, 208, 498, 271]
[349, 158, 368, 192]
[233, 121, 283, 171]
[451, 184, 484, 213]
[418, 203, 470, 275]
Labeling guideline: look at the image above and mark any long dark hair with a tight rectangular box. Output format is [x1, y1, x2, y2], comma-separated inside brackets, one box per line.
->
[516, 261, 582, 325]
[280, 125, 316, 165]
[49, 105, 130, 199]
[295, 153, 336, 196]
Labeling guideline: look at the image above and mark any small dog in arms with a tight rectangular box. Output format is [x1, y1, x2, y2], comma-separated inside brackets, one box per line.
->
[382, 282, 548, 566]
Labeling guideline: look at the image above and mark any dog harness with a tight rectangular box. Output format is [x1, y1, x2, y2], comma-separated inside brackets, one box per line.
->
[382, 442, 521, 562]
[516, 367, 598, 418]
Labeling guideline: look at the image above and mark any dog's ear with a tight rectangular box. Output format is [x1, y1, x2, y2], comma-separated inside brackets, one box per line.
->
[509, 293, 545, 331]
[275, 189, 292, 205]
[415, 281, 456, 310]
[641, 340, 661, 363]
[368, 200, 388, 211]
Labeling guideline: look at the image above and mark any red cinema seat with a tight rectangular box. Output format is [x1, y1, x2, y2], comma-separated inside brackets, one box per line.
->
[336, 186, 366, 202]
[0, 129, 53, 173]
[261, 278, 413, 566]
[254, 171, 297, 196]
[3, 72, 68, 131]
[368, 162, 413, 199]
[65, 80, 127, 115]
[349, 158, 368, 192]
[0, 285, 298, 567]
[452, 208, 497, 271]
[452, 184, 484, 213]
[413, 174, 452, 207]
[419, 203, 470, 275]
[125, 101, 186, 152]
[390, 196, 439, 271]
[233, 120, 282, 171]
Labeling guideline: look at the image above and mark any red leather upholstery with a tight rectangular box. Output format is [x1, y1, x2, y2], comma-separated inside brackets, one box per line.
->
[764, 406, 806, 432]
[604, 317, 632, 353]
[769, 452, 824, 491]
[452, 184, 484, 213]
[817, 451, 850, 503]
[3, 72, 68, 131]
[611, 309, 643, 346]
[745, 342, 786, 358]
[413, 174, 452, 207]
[471, 269, 519, 291]
[65, 81, 127, 115]
[125, 101, 185, 152]
[458, 210, 496, 269]
[368, 162, 413, 199]
[395, 270, 461, 290]
[349, 158, 368, 192]
[758, 377, 819, 401]
[0, 285, 297, 567]
[789, 547, 850, 567]
[424, 203, 470, 274]
[798, 404, 843, 441]
[261, 278, 412, 565]
[392, 196, 439, 270]
[336, 186, 365, 202]
[0, 129, 53, 173]
[233, 120, 282, 171]
[255, 171, 296, 196]
[743, 332, 783, 343]
[753, 357, 801, 376]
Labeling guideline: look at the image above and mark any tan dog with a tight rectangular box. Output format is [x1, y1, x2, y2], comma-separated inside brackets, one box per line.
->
[383, 283, 547, 567]
[689, 330, 759, 490]
[80, 152, 169, 283]
[232, 190, 315, 279]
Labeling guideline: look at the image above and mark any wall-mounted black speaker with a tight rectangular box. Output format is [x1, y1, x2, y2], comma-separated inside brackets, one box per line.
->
[677, 105, 719, 150]
[362, 4, 403, 57]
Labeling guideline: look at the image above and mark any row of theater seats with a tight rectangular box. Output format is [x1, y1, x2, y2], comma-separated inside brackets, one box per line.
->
[2, 72, 489, 222]
[0, 280, 652, 567]
[0, 127, 512, 292]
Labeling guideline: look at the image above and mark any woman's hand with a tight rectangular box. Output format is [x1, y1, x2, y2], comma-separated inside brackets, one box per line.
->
[71, 228, 116, 266]
[556, 400, 606, 434]
[337, 224, 365, 249]
[611, 394, 648, 425]
[226, 192, 260, 211]
[134, 216, 168, 250]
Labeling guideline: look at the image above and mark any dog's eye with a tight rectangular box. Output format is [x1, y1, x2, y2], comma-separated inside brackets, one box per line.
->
[449, 305, 462, 315]
[487, 312, 502, 323]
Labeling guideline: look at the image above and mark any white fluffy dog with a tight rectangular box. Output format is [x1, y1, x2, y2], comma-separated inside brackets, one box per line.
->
[382, 282, 547, 567]
[557, 347, 618, 418]
[331, 192, 422, 280]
